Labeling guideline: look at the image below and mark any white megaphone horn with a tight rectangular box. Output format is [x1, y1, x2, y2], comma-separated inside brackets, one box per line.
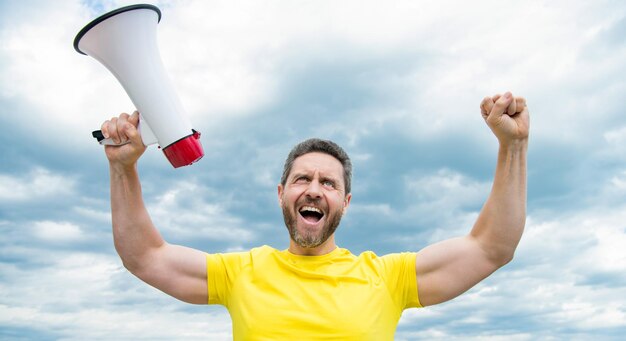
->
[74, 4, 203, 168]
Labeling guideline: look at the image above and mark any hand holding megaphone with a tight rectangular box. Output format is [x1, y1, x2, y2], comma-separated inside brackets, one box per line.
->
[92, 111, 159, 147]
[99, 111, 147, 167]
[74, 4, 203, 168]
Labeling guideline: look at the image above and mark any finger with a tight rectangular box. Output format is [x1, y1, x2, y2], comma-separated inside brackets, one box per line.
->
[492, 94, 501, 102]
[102, 112, 137, 145]
[507, 96, 517, 116]
[107, 117, 120, 144]
[515, 97, 526, 112]
[101, 119, 111, 139]
[126, 111, 144, 146]
[129, 111, 140, 127]
[115, 113, 131, 144]
[480, 96, 494, 119]
[488, 91, 513, 124]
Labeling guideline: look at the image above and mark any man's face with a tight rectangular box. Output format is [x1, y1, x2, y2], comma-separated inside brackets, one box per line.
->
[278, 152, 351, 249]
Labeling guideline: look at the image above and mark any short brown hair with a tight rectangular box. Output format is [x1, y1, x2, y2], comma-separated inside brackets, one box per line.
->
[281, 138, 352, 194]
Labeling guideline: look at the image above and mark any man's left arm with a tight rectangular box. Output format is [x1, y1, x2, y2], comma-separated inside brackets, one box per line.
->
[415, 92, 529, 307]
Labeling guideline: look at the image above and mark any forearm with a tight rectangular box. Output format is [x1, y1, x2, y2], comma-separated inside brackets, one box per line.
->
[414, 94, 529, 307]
[471, 139, 527, 264]
[110, 163, 165, 272]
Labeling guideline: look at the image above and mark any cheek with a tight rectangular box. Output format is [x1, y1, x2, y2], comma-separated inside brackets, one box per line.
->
[280, 194, 290, 208]
[329, 196, 347, 211]
[281, 191, 298, 207]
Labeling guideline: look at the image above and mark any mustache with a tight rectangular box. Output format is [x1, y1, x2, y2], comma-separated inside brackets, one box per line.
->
[297, 197, 326, 209]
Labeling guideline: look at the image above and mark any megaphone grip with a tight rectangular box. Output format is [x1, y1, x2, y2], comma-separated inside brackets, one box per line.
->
[92, 130, 130, 146]
[92, 130, 105, 142]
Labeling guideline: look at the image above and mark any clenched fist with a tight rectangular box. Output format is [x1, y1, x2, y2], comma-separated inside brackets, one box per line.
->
[480, 92, 529, 145]
[100, 111, 147, 169]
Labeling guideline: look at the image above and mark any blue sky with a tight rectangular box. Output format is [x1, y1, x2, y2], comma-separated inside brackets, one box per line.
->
[1, 0, 625, 339]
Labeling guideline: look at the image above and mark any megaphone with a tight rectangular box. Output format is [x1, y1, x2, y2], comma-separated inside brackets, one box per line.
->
[74, 4, 203, 168]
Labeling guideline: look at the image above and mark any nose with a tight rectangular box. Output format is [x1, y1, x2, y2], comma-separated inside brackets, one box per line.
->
[305, 179, 322, 199]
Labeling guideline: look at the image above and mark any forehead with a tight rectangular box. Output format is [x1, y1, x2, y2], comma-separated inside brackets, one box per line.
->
[290, 152, 344, 179]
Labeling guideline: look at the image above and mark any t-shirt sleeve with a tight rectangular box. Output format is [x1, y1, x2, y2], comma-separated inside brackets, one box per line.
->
[206, 251, 249, 306]
[379, 252, 422, 309]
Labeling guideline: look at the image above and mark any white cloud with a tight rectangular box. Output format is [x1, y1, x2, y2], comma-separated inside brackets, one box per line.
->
[0, 1, 124, 149]
[611, 171, 626, 190]
[603, 126, 626, 162]
[32, 220, 85, 241]
[0, 168, 75, 202]
[404, 168, 490, 228]
[392, 171, 626, 337]
[148, 180, 255, 242]
[349, 203, 393, 217]
[0, 250, 232, 340]
[605, 126, 626, 145]
[519, 208, 626, 277]
[0, 303, 232, 340]
[557, 301, 626, 329]
[74, 205, 112, 222]
[502, 206, 626, 328]
[571, 219, 626, 275]
[2, 0, 622, 152]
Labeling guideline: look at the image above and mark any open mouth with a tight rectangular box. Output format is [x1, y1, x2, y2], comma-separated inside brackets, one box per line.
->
[299, 206, 324, 224]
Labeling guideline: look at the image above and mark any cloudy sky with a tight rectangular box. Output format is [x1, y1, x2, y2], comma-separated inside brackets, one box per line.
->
[1, 0, 625, 339]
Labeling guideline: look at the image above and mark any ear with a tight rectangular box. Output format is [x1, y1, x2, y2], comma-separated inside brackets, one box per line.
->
[277, 184, 284, 207]
[342, 193, 352, 214]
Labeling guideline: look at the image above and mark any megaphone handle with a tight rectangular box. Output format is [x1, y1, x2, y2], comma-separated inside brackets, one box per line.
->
[92, 130, 131, 146]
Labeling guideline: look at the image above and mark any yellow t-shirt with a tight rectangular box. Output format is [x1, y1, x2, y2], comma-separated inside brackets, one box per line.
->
[206, 245, 421, 340]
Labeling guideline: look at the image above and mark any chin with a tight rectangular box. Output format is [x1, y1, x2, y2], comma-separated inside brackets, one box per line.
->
[282, 204, 342, 249]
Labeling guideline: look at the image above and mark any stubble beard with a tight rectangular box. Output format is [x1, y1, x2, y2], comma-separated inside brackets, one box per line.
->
[282, 201, 344, 249]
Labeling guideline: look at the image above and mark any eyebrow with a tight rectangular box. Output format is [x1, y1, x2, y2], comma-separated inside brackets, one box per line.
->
[320, 175, 339, 184]
[290, 172, 310, 179]
[290, 172, 341, 185]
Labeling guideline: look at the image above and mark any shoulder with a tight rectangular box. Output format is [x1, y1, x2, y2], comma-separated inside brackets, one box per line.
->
[208, 245, 277, 257]
[355, 250, 416, 262]
[247, 245, 282, 264]
[354, 251, 417, 274]
[207, 245, 277, 267]
[247, 245, 280, 258]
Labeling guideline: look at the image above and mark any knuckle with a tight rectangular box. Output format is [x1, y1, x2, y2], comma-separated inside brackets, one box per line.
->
[494, 101, 507, 109]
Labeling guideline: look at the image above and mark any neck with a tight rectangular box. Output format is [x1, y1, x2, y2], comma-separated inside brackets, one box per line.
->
[288, 235, 337, 256]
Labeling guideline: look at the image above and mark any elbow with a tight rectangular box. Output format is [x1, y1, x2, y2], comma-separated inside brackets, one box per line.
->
[489, 247, 516, 268]
[114, 244, 144, 275]
[114, 243, 162, 280]
[473, 232, 522, 269]
[120, 257, 154, 283]
[120, 258, 140, 274]
[477, 239, 516, 269]
[496, 252, 515, 267]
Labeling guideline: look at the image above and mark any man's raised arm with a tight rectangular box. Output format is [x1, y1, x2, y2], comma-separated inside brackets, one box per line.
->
[102, 111, 207, 304]
[415, 92, 529, 307]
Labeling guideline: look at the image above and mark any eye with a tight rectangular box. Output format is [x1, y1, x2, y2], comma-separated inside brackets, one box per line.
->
[322, 180, 335, 188]
[294, 176, 310, 184]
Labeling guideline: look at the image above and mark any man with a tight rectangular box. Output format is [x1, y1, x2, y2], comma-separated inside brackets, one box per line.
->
[100, 92, 529, 339]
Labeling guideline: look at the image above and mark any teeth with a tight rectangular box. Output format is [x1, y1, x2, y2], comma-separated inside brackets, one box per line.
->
[300, 206, 322, 214]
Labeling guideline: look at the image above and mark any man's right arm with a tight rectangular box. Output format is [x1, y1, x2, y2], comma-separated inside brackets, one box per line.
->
[103, 112, 207, 304]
